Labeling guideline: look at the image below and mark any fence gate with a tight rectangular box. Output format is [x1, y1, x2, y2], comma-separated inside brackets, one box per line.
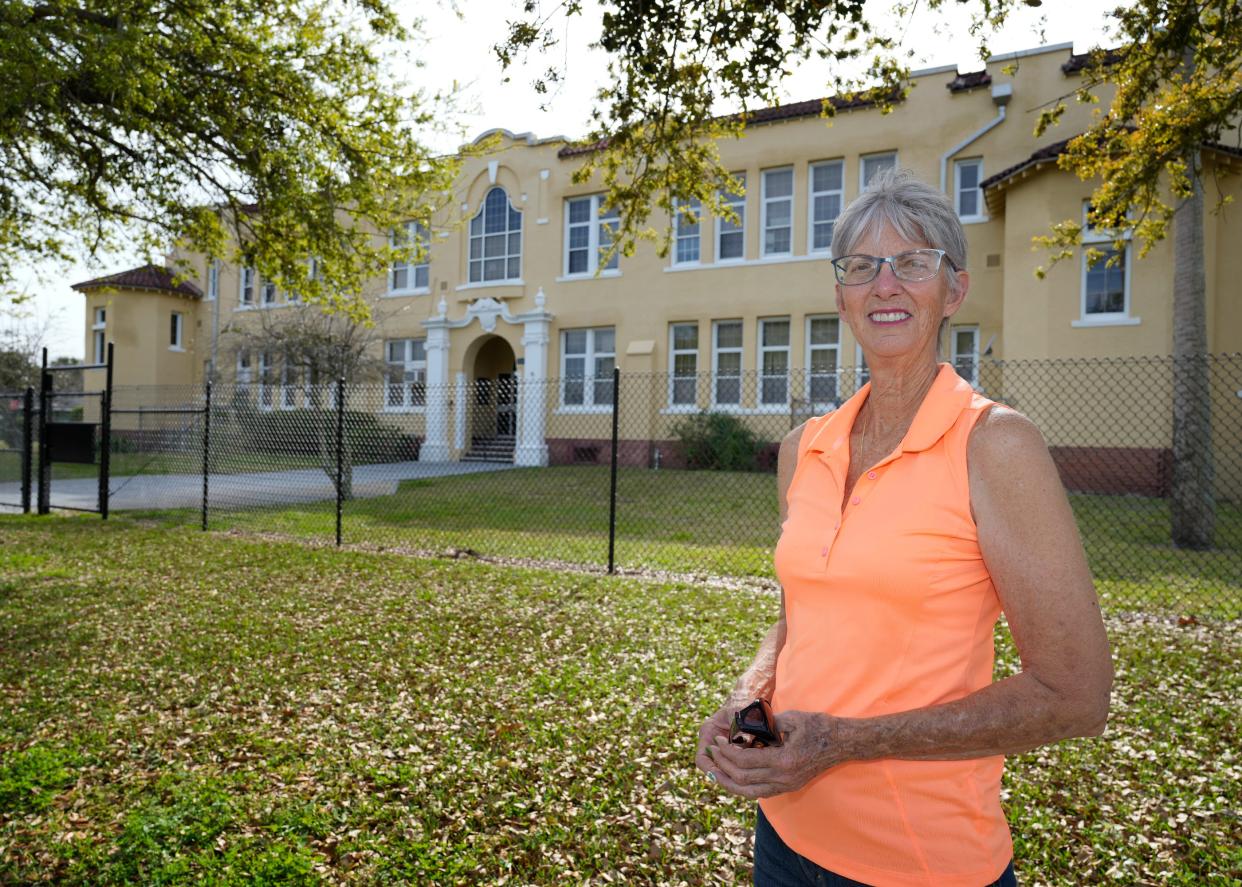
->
[31, 344, 114, 516]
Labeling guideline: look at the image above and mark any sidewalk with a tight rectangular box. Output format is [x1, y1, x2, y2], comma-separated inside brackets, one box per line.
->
[0, 460, 517, 512]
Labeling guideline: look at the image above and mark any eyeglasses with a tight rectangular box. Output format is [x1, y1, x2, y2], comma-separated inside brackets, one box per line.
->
[830, 249, 957, 285]
[730, 698, 782, 748]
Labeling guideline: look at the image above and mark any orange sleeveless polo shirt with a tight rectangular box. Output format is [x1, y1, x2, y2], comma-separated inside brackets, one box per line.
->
[761, 363, 1012, 887]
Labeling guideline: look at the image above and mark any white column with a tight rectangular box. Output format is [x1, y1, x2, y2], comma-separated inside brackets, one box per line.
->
[421, 321, 452, 461]
[454, 371, 468, 453]
[515, 315, 551, 466]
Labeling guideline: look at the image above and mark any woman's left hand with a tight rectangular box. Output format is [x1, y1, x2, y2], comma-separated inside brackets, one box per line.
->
[704, 710, 846, 799]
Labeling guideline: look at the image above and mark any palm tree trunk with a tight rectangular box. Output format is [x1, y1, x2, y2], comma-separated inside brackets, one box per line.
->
[1170, 145, 1213, 549]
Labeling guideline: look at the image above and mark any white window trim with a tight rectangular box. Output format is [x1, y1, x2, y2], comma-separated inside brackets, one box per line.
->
[388, 221, 431, 296]
[169, 312, 184, 351]
[257, 352, 274, 412]
[663, 253, 831, 274]
[668, 322, 699, 408]
[761, 167, 794, 258]
[383, 338, 428, 412]
[559, 327, 616, 410]
[807, 160, 844, 256]
[563, 194, 621, 278]
[468, 187, 523, 286]
[714, 173, 747, 264]
[672, 198, 702, 267]
[206, 261, 219, 301]
[92, 309, 106, 365]
[236, 351, 253, 385]
[1075, 204, 1140, 326]
[239, 267, 256, 307]
[954, 158, 987, 224]
[758, 317, 792, 407]
[711, 319, 745, 409]
[950, 325, 980, 387]
[860, 151, 898, 191]
[805, 314, 841, 408]
[279, 360, 303, 411]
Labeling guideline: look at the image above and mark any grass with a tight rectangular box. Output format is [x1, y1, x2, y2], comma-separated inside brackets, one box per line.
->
[125, 465, 1241, 619]
[0, 516, 1238, 885]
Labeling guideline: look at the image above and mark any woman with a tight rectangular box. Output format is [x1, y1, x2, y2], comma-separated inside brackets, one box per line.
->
[695, 171, 1112, 887]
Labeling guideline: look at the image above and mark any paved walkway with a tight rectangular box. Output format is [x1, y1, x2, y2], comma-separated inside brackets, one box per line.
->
[0, 460, 517, 513]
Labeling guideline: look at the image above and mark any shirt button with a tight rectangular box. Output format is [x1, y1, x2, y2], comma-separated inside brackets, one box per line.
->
[867, 471, 877, 479]
[820, 546, 828, 556]
[833, 522, 840, 531]
[851, 496, 861, 505]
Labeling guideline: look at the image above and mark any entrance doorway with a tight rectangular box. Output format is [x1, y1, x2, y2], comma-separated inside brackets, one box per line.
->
[467, 336, 518, 458]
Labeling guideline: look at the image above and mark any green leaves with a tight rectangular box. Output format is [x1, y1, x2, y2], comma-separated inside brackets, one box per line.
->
[0, 0, 456, 319]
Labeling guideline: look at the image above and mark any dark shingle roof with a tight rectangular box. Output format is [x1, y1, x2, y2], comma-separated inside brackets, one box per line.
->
[1062, 48, 1124, 75]
[979, 136, 1076, 191]
[72, 264, 203, 298]
[947, 70, 992, 93]
[557, 90, 902, 159]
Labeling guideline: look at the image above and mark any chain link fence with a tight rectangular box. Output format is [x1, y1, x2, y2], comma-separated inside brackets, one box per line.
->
[3, 355, 1238, 619]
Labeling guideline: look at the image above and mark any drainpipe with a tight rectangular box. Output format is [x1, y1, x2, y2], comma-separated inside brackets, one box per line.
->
[210, 259, 221, 381]
[940, 83, 1013, 194]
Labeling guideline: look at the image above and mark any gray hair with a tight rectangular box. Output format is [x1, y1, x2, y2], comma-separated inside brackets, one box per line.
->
[831, 169, 968, 293]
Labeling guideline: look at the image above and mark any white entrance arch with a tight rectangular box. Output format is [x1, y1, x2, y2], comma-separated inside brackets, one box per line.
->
[420, 290, 553, 466]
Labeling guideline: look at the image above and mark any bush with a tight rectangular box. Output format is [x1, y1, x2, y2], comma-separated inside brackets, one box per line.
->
[671, 411, 765, 471]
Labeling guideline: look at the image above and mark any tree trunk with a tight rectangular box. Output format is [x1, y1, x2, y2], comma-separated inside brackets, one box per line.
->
[1169, 145, 1213, 549]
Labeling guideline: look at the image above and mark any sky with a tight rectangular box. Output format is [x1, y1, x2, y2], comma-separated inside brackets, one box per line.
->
[13, 0, 1128, 361]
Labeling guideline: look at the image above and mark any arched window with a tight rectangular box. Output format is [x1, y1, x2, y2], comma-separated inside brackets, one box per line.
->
[469, 187, 522, 283]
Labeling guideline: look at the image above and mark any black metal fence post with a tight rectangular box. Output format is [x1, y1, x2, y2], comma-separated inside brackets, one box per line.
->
[608, 366, 620, 574]
[335, 377, 345, 547]
[98, 342, 114, 519]
[36, 362, 50, 516]
[201, 381, 212, 531]
[20, 387, 33, 513]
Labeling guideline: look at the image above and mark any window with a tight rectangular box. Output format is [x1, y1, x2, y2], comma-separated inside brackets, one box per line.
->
[809, 161, 844, 254]
[1078, 204, 1136, 324]
[673, 198, 701, 265]
[951, 325, 979, 386]
[669, 323, 698, 407]
[759, 318, 791, 406]
[806, 315, 840, 405]
[469, 187, 522, 283]
[861, 152, 897, 190]
[716, 174, 746, 262]
[170, 312, 183, 349]
[206, 261, 219, 301]
[955, 159, 984, 221]
[92, 308, 106, 364]
[561, 327, 615, 408]
[257, 351, 274, 410]
[565, 195, 620, 275]
[236, 351, 252, 384]
[239, 267, 256, 306]
[762, 167, 794, 257]
[385, 339, 427, 409]
[712, 320, 743, 406]
[261, 277, 277, 306]
[391, 221, 431, 293]
[280, 359, 303, 410]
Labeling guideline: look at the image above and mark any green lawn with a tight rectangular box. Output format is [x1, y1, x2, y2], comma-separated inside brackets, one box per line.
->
[129, 465, 1242, 619]
[0, 517, 1236, 884]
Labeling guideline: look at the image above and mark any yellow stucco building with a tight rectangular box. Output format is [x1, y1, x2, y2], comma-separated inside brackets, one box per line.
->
[74, 40, 1241, 485]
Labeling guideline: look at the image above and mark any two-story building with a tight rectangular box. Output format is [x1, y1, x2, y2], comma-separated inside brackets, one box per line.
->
[74, 40, 1242, 477]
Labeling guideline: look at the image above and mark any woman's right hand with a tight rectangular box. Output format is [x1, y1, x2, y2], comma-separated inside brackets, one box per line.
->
[695, 701, 737, 777]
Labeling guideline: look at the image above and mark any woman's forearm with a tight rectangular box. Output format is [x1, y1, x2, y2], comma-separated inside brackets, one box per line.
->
[729, 618, 786, 705]
[820, 669, 1109, 767]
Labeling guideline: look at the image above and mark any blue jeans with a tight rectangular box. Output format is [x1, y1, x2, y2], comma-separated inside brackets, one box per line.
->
[753, 805, 1018, 887]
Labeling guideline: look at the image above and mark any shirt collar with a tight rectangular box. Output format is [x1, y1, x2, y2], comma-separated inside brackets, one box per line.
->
[805, 363, 975, 460]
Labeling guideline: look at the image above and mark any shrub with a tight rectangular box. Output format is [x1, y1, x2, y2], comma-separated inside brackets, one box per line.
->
[671, 411, 765, 471]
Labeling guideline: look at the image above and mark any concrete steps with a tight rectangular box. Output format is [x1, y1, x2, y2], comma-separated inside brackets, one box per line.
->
[463, 435, 515, 463]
